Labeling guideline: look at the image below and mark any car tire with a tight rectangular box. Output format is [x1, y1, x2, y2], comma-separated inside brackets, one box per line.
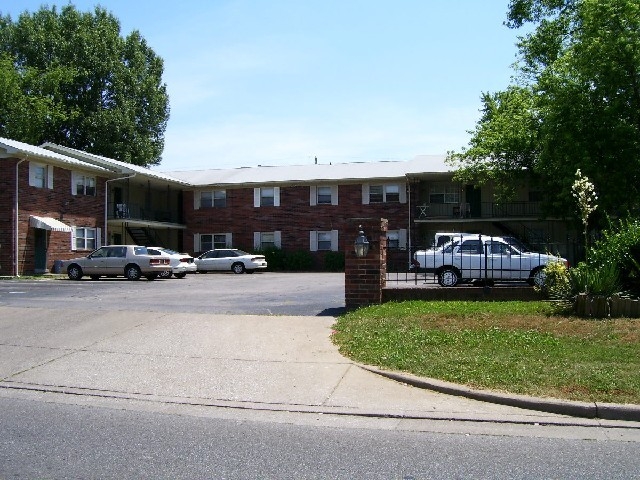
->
[438, 268, 459, 287]
[159, 270, 172, 279]
[174, 272, 187, 279]
[90, 275, 100, 280]
[125, 264, 142, 281]
[231, 262, 245, 274]
[529, 267, 546, 287]
[67, 264, 83, 281]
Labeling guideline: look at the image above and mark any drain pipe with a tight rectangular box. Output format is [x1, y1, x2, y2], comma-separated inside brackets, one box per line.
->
[105, 172, 136, 246]
[14, 156, 27, 277]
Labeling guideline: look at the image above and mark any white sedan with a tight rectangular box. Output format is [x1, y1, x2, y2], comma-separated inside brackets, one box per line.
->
[147, 247, 197, 279]
[195, 249, 268, 274]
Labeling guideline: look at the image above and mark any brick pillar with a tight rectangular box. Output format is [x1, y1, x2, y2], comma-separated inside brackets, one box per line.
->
[344, 218, 388, 310]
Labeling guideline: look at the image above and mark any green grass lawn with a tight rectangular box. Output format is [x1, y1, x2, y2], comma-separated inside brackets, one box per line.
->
[332, 301, 640, 404]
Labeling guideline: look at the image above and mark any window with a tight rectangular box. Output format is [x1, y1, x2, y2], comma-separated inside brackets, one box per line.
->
[310, 230, 338, 251]
[363, 183, 404, 204]
[460, 239, 482, 254]
[73, 227, 100, 251]
[200, 190, 226, 208]
[310, 185, 338, 206]
[429, 184, 460, 204]
[254, 231, 281, 250]
[254, 187, 280, 207]
[317, 186, 332, 205]
[198, 233, 231, 252]
[386, 229, 407, 250]
[29, 162, 52, 189]
[74, 174, 96, 196]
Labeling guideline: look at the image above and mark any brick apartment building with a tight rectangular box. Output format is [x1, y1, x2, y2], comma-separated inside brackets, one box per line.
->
[1, 136, 576, 276]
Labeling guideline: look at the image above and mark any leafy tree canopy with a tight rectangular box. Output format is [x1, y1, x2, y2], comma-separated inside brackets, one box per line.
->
[0, 5, 169, 166]
[448, 0, 640, 222]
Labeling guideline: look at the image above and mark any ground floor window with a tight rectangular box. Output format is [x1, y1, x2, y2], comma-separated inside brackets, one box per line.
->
[72, 227, 100, 251]
[310, 230, 338, 251]
[197, 233, 232, 252]
[254, 231, 281, 250]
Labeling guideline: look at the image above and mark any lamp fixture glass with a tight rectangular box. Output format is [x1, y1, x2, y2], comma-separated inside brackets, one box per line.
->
[354, 226, 370, 257]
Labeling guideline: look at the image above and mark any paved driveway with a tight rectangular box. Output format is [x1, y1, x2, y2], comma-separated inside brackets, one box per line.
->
[0, 272, 346, 316]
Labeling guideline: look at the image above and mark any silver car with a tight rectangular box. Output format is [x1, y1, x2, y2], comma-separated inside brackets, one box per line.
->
[195, 249, 268, 274]
[63, 245, 172, 281]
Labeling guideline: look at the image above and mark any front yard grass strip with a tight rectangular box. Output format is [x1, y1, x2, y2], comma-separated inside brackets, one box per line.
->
[332, 301, 640, 404]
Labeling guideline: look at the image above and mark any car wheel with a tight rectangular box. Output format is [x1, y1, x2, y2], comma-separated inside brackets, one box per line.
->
[159, 270, 172, 279]
[438, 268, 459, 287]
[67, 264, 83, 280]
[529, 267, 546, 287]
[174, 272, 187, 279]
[90, 275, 100, 280]
[145, 273, 158, 281]
[231, 262, 245, 274]
[125, 264, 142, 280]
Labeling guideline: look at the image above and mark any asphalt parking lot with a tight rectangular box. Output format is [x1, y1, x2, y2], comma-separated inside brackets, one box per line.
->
[0, 272, 346, 316]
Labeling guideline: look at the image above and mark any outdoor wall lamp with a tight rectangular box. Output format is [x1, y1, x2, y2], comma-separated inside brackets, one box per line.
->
[354, 225, 370, 258]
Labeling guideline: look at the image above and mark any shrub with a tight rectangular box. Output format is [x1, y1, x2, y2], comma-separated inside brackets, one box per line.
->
[286, 250, 314, 271]
[569, 261, 622, 298]
[261, 246, 287, 271]
[540, 260, 572, 300]
[324, 251, 345, 272]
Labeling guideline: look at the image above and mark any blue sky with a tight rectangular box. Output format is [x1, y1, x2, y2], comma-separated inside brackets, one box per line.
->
[3, 1, 524, 171]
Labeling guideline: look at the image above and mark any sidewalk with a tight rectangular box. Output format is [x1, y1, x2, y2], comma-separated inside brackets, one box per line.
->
[1, 307, 639, 428]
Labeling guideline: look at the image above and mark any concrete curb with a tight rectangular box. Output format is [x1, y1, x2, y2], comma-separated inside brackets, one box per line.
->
[359, 365, 640, 422]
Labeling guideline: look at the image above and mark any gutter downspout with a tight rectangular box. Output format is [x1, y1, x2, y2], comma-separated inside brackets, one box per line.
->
[14, 156, 27, 277]
[105, 172, 136, 246]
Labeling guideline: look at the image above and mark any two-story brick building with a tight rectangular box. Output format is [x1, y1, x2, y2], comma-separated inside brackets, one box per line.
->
[1, 136, 576, 276]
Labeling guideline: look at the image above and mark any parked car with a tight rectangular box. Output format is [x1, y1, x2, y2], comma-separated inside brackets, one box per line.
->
[147, 247, 197, 279]
[413, 234, 568, 287]
[63, 245, 172, 281]
[195, 249, 268, 274]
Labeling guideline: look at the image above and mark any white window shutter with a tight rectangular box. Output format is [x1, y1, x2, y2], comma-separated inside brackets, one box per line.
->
[96, 228, 102, 248]
[362, 184, 369, 205]
[273, 187, 280, 207]
[254, 232, 261, 250]
[274, 231, 282, 248]
[47, 165, 53, 189]
[309, 186, 317, 206]
[194, 191, 201, 210]
[398, 229, 407, 250]
[254, 188, 261, 207]
[331, 186, 339, 205]
[399, 184, 407, 204]
[28, 163, 36, 187]
[331, 230, 339, 251]
[310, 231, 318, 251]
[71, 171, 77, 195]
[194, 234, 201, 252]
[71, 228, 77, 251]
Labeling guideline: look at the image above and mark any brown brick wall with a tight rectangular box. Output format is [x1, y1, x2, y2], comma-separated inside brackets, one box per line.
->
[0, 158, 105, 275]
[183, 184, 411, 266]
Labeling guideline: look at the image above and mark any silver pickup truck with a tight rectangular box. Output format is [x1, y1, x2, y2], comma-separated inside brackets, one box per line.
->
[63, 245, 172, 281]
[413, 234, 567, 287]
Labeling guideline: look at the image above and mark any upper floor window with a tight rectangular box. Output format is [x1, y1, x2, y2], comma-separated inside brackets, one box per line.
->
[362, 183, 404, 204]
[29, 162, 52, 189]
[254, 187, 280, 207]
[201, 190, 226, 208]
[386, 229, 407, 250]
[73, 173, 96, 196]
[429, 184, 459, 204]
[310, 185, 338, 206]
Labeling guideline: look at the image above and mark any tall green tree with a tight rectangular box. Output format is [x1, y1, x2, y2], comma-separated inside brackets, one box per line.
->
[449, 0, 640, 221]
[0, 5, 169, 166]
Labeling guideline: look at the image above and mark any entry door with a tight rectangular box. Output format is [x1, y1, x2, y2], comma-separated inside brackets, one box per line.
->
[465, 185, 482, 218]
[34, 229, 48, 273]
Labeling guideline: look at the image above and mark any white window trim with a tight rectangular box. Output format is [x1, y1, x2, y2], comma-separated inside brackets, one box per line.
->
[253, 231, 282, 250]
[71, 226, 102, 251]
[362, 183, 406, 204]
[387, 229, 407, 250]
[309, 230, 339, 252]
[29, 162, 53, 189]
[194, 233, 232, 252]
[310, 185, 338, 206]
[196, 189, 226, 209]
[71, 171, 96, 196]
[254, 187, 280, 207]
